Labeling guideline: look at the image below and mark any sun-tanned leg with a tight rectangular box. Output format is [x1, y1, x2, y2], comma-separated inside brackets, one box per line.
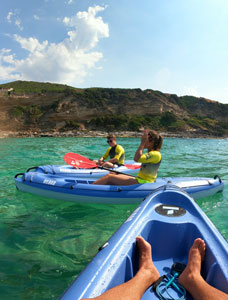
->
[178, 238, 228, 300]
[101, 161, 114, 168]
[81, 236, 160, 300]
[92, 173, 138, 185]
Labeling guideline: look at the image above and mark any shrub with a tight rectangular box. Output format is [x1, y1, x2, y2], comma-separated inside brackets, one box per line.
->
[160, 111, 177, 126]
[65, 120, 80, 129]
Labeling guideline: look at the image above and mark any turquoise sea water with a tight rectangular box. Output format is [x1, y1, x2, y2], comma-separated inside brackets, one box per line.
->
[0, 137, 228, 300]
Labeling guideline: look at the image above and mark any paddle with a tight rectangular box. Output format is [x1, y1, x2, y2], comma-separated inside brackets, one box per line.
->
[64, 153, 138, 177]
[64, 153, 97, 169]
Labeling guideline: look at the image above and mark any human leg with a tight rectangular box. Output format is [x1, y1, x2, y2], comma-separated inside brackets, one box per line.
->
[178, 238, 228, 300]
[101, 161, 115, 168]
[92, 173, 138, 185]
[81, 236, 160, 300]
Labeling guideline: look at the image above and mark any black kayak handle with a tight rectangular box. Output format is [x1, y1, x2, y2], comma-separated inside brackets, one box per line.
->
[26, 166, 38, 172]
[214, 175, 222, 183]
[14, 173, 24, 178]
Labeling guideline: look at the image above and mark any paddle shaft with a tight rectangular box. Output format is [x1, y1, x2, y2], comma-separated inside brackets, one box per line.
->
[82, 160, 137, 177]
[96, 165, 136, 177]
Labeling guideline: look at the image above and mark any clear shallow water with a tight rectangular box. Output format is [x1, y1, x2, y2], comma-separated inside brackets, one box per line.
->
[0, 137, 228, 299]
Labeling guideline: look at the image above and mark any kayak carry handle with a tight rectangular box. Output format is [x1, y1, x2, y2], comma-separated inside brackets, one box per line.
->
[98, 241, 109, 251]
[26, 166, 38, 172]
[214, 175, 222, 183]
[14, 172, 25, 178]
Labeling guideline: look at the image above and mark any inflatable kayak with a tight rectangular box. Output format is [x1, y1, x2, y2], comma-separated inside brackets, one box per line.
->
[59, 186, 228, 300]
[14, 169, 224, 204]
[26, 160, 141, 178]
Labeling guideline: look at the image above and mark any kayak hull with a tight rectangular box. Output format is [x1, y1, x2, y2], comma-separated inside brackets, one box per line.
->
[28, 160, 140, 178]
[59, 187, 228, 300]
[15, 171, 224, 204]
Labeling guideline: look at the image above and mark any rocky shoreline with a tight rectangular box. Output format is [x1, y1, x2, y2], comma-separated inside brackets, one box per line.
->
[1, 129, 227, 139]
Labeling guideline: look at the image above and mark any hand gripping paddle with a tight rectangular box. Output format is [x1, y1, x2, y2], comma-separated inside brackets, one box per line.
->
[64, 153, 138, 177]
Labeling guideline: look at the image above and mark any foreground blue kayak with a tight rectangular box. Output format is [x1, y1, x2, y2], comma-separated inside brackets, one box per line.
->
[15, 168, 224, 204]
[59, 186, 228, 300]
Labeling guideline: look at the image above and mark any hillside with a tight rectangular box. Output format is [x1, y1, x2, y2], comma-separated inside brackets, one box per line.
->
[0, 81, 228, 138]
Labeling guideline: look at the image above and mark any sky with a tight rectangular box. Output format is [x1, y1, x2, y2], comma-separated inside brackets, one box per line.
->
[1, 0, 228, 104]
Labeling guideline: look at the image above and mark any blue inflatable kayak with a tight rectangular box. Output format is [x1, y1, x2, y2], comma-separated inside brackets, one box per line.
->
[26, 160, 141, 178]
[59, 186, 228, 300]
[14, 168, 224, 204]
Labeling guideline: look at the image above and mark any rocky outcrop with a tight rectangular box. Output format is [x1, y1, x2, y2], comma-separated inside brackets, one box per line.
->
[0, 81, 227, 138]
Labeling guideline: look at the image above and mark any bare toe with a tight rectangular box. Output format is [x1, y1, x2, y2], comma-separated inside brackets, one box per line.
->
[179, 238, 206, 288]
[136, 236, 160, 285]
[191, 238, 206, 262]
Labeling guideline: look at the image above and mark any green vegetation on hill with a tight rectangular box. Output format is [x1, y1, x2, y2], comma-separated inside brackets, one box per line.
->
[89, 112, 180, 132]
[176, 95, 228, 119]
[0, 80, 77, 94]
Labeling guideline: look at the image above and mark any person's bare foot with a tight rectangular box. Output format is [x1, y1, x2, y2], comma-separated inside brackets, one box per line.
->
[178, 238, 206, 288]
[136, 236, 160, 286]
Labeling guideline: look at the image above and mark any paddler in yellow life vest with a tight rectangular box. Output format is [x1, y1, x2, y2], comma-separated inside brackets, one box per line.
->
[94, 134, 125, 168]
[93, 129, 163, 185]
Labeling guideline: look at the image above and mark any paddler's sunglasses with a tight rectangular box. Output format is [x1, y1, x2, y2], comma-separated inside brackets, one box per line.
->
[107, 139, 113, 143]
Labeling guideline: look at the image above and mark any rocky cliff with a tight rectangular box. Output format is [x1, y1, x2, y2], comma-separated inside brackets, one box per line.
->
[0, 81, 227, 138]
